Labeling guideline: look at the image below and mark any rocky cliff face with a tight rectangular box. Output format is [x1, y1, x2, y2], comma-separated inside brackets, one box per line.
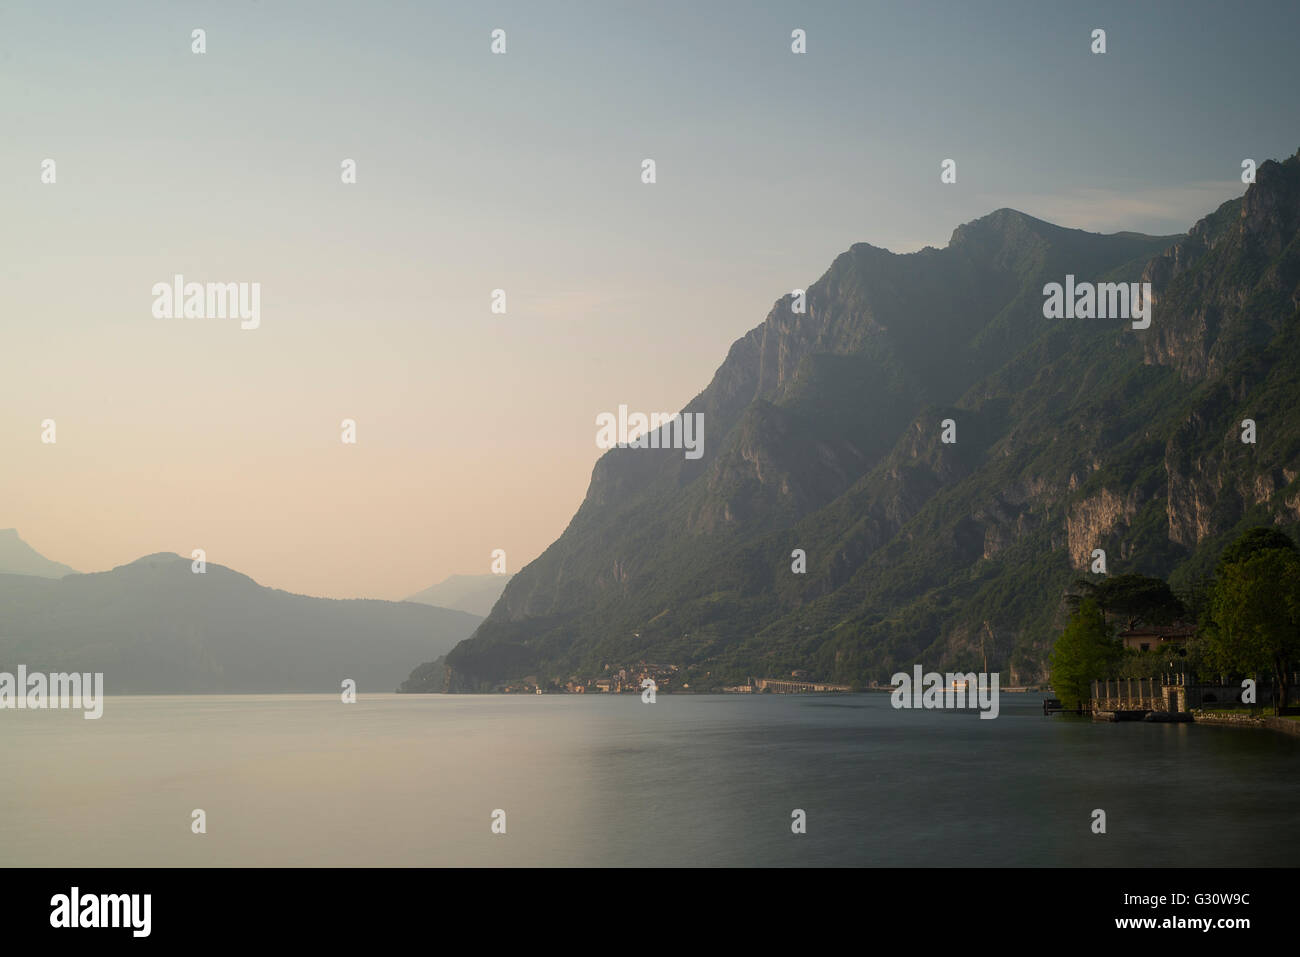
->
[1142, 156, 1300, 380]
[420, 150, 1300, 691]
[1067, 489, 1140, 569]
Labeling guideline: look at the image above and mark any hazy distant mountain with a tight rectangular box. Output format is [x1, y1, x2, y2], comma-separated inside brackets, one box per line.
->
[405, 573, 513, 617]
[0, 529, 79, 578]
[413, 150, 1300, 693]
[0, 552, 481, 693]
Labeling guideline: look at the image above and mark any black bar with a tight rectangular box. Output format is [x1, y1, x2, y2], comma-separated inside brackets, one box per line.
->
[1, 867, 1270, 942]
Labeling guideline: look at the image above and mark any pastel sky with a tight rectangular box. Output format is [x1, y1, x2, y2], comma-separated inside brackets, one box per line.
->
[2, 0, 1297, 600]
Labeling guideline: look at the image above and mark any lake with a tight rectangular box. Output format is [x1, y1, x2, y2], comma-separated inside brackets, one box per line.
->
[2, 692, 1297, 866]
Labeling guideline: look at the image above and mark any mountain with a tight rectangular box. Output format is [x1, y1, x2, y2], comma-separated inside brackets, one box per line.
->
[405, 573, 514, 617]
[0, 529, 79, 578]
[0, 552, 481, 693]
[408, 150, 1300, 693]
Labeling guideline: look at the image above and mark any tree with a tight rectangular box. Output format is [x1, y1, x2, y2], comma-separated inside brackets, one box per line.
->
[1049, 599, 1122, 710]
[1066, 573, 1185, 630]
[1208, 545, 1300, 713]
[1216, 526, 1298, 571]
[1174, 577, 1213, 633]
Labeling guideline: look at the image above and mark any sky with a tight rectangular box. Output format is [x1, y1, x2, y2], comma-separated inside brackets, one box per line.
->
[1, 0, 1297, 600]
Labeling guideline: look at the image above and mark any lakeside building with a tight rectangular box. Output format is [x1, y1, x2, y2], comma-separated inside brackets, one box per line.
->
[750, 676, 853, 693]
[1117, 622, 1196, 652]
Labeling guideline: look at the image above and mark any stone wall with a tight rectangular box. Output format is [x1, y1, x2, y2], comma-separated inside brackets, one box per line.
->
[1192, 711, 1300, 737]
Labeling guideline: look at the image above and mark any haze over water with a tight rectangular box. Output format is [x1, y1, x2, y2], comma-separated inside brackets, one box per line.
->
[2, 693, 1296, 867]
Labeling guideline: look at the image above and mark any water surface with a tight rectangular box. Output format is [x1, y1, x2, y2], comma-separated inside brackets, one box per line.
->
[2, 692, 1296, 866]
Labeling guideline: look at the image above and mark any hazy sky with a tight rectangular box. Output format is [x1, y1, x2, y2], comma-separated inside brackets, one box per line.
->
[2, 0, 1297, 600]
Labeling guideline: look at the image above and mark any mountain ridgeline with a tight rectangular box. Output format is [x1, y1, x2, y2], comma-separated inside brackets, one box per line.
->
[0, 553, 482, 693]
[405, 573, 514, 618]
[0, 529, 80, 579]
[414, 151, 1300, 692]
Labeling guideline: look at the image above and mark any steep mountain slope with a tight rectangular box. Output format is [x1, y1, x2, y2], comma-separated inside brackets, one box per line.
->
[419, 151, 1300, 692]
[0, 553, 481, 692]
[405, 573, 513, 617]
[0, 528, 79, 578]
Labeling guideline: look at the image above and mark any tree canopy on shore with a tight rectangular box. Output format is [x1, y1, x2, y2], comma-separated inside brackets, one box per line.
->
[1204, 529, 1300, 713]
[1049, 599, 1121, 710]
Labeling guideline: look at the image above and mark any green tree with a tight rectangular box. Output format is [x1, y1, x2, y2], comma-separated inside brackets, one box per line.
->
[1049, 599, 1122, 710]
[1217, 526, 1298, 570]
[1207, 546, 1300, 713]
[1068, 573, 1185, 630]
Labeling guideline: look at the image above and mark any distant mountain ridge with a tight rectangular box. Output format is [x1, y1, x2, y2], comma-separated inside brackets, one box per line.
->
[0, 550, 481, 692]
[415, 150, 1300, 692]
[0, 528, 79, 578]
[405, 573, 513, 617]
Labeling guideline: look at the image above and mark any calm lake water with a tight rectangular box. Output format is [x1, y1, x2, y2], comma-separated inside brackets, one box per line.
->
[2, 692, 1297, 867]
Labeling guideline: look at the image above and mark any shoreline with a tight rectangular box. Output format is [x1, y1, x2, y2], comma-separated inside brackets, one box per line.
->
[1086, 707, 1300, 738]
[1190, 711, 1300, 738]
